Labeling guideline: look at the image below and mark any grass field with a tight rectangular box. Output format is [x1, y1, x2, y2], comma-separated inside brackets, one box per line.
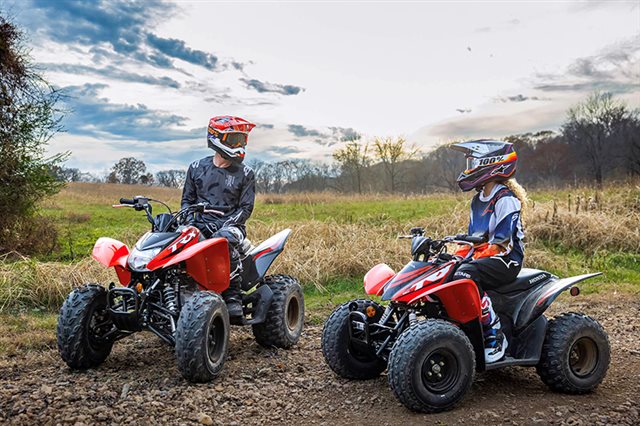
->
[0, 182, 639, 314]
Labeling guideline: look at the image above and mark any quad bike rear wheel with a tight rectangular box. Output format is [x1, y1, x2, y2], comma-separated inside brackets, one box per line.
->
[175, 291, 230, 383]
[252, 275, 304, 348]
[387, 319, 475, 413]
[536, 312, 610, 393]
[321, 299, 386, 380]
[57, 284, 115, 369]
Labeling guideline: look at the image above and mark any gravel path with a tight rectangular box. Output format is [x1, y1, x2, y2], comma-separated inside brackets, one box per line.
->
[1, 294, 638, 425]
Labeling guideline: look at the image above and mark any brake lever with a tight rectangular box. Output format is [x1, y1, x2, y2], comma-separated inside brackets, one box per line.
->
[203, 209, 224, 216]
[112, 204, 133, 208]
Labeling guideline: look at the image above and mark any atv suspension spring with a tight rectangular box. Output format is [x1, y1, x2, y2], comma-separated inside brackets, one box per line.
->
[163, 286, 178, 314]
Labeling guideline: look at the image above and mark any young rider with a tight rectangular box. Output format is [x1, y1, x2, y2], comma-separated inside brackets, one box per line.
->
[449, 140, 527, 363]
[181, 116, 256, 318]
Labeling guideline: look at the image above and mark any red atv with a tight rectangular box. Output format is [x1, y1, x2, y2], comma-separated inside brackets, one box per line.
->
[57, 196, 304, 382]
[322, 227, 610, 413]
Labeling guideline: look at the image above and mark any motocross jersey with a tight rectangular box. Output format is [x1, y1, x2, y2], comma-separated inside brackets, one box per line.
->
[181, 156, 256, 236]
[468, 183, 525, 264]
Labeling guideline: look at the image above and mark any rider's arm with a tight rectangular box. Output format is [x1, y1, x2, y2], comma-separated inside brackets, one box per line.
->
[223, 168, 256, 227]
[181, 162, 197, 209]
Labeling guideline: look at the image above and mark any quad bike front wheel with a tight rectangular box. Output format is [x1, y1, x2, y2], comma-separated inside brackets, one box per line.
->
[536, 312, 610, 393]
[252, 275, 304, 348]
[321, 299, 386, 379]
[57, 284, 115, 369]
[175, 291, 230, 383]
[387, 319, 475, 413]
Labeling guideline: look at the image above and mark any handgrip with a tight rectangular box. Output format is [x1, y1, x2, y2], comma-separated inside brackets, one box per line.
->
[119, 198, 135, 205]
[456, 234, 486, 244]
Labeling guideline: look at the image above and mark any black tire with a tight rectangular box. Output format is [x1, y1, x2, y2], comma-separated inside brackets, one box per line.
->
[536, 312, 610, 394]
[175, 291, 230, 383]
[252, 275, 304, 349]
[57, 284, 114, 369]
[387, 319, 475, 413]
[321, 299, 386, 380]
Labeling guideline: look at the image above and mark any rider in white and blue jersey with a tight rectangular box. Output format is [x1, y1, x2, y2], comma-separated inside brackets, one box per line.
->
[449, 140, 527, 363]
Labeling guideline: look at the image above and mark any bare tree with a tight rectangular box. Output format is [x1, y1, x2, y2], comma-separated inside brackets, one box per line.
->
[424, 144, 465, 191]
[372, 136, 419, 192]
[333, 140, 371, 193]
[562, 92, 631, 186]
[156, 169, 186, 188]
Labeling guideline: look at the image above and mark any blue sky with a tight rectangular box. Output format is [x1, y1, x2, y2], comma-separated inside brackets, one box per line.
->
[7, 0, 640, 174]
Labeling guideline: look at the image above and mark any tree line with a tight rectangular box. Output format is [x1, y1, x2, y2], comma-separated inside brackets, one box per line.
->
[52, 92, 639, 193]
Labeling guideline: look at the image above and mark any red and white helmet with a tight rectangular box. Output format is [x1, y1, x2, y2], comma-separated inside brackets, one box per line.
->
[207, 116, 256, 163]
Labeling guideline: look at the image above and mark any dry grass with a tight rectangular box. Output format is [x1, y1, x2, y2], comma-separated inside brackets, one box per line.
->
[1, 182, 638, 312]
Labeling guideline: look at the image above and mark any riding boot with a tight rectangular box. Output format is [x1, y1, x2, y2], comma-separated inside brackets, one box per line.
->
[481, 293, 508, 363]
[222, 254, 243, 318]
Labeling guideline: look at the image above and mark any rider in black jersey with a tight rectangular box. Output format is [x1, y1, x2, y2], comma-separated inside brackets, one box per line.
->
[181, 116, 256, 318]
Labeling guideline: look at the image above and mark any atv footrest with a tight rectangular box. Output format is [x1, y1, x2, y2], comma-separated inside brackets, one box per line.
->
[231, 284, 274, 326]
[485, 356, 539, 370]
[107, 287, 141, 331]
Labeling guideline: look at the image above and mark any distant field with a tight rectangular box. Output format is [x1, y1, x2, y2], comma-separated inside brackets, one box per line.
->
[0, 181, 638, 312]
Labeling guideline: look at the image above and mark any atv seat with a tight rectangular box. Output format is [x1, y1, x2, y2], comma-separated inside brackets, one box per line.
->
[491, 268, 552, 295]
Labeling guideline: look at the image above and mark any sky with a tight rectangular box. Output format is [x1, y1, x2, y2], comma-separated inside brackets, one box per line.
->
[6, 0, 640, 174]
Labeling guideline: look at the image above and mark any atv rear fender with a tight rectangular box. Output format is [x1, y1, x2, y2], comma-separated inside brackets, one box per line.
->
[364, 264, 396, 296]
[92, 237, 131, 285]
[149, 237, 230, 293]
[514, 272, 602, 330]
[249, 229, 291, 279]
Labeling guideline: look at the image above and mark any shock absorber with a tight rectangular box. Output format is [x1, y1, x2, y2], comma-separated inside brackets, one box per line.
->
[163, 285, 178, 314]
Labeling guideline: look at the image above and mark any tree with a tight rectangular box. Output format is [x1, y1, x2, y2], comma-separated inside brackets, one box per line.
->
[373, 136, 419, 192]
[423, 144, 465, 191]
[51, 166, 82, 182]
[333, 140, 371, 193]
[562, 92, 632, 186]
[109, 157, 148, 184]
[0, 15, 66, 250]
[156, 169, 186, 188]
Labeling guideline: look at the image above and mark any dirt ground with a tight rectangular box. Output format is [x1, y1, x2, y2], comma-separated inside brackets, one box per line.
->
[1, 294, 639, 425]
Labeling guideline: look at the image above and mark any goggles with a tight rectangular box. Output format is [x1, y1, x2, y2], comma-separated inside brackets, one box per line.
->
[209, 127, 248, 148]
[465, 154, 507, 172]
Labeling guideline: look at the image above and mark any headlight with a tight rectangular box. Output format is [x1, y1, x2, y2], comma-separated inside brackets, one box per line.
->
[128, 247, 162, 272]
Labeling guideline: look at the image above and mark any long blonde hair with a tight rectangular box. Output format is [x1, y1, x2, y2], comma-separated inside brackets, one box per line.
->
[503, 178, 529, 225]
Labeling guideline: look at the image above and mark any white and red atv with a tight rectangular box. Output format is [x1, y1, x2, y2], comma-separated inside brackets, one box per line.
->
[57, 196, 304, 382]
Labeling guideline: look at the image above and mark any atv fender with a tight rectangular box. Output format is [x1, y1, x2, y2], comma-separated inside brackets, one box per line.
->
[407, 278, 482, 324]
[249, 229, 291, 279]
[514, 272, 602, 330]
[92, 237, 131, 285]
[149, 237, 230, 293]
[364, 264, 395, 296]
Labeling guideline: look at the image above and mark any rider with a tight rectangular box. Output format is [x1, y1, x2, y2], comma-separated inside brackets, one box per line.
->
[181, 115, 256, 318]
[449, 140, 527, 363]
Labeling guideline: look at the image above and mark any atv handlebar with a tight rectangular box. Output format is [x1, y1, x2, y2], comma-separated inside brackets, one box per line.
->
[113, 196, 226, 232]
[454, 234, 486, 244]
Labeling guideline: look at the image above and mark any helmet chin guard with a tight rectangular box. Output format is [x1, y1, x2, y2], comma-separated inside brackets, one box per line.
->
[449, 140, 518, 191]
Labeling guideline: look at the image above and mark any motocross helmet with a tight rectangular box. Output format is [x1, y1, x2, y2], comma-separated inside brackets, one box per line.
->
[449, 140, 517, 191]
[207, 115, 256, 163]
